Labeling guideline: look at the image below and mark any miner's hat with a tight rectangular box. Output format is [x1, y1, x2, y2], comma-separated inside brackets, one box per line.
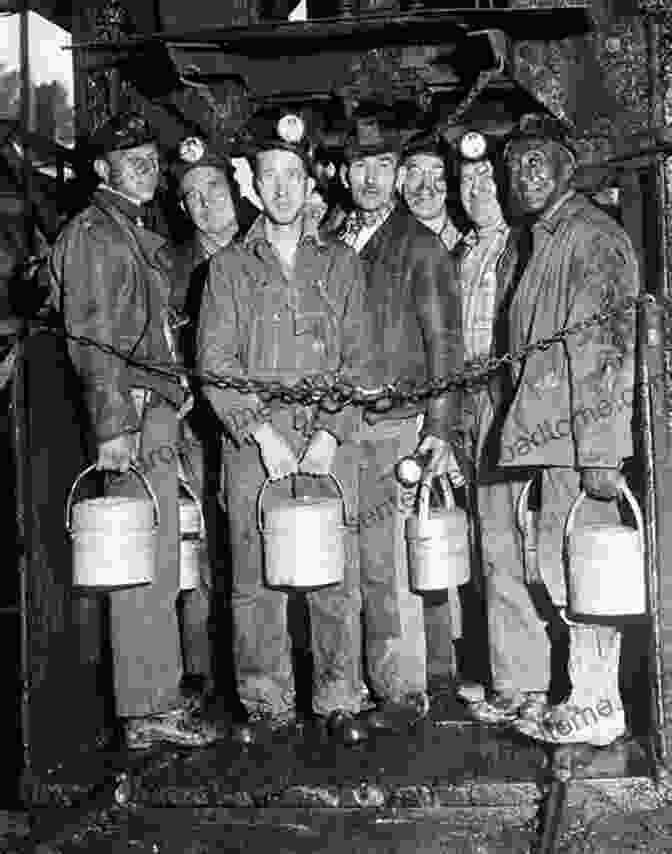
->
[343, 104, 402, 162]
[89, 112, 156, 157]
[503, 112, 577, 160]
[238, 107, 313, 167]
[401, 127, 454, 165]
[172, 136, 231, 189]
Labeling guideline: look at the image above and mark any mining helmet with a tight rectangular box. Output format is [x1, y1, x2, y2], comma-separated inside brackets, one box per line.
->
[238, 108, 313, 168]
[88, 112, 156, 157]
[503, 112, 577, 161]
[172, 136, 231, 189]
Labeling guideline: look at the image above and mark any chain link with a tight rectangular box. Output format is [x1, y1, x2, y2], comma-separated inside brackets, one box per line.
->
[38, 292, 654, 410]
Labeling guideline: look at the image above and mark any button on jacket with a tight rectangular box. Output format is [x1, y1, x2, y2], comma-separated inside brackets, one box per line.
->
[198, 216, 370, 446]
[49, 187, 185, 442]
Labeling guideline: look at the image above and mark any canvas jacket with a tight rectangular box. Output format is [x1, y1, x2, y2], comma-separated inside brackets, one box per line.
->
[197, 215, 370, 447]
[49, 188, 185, 442]
[492, 192, 639, 469]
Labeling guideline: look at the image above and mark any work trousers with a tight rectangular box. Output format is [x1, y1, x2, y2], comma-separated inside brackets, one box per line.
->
[357, 418, 427, 702]
[478, 466, 622, 706]
[176, 418, 212, 683]
[107, 401, 183, 718]
[222, 438, 362, 717]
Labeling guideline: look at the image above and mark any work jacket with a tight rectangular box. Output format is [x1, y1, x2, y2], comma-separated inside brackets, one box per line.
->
[334, 206, 463, 443]
[491, 192, 639, 470]
[197, 215, 370, 448]
[49, 188, 185, 442]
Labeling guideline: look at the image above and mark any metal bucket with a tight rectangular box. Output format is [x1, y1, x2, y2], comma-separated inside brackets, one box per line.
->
[405, 476, 470, 592]
[516, 478, 542, 585]
[67, 464, 160, 589]
[179, 478, 205, 592]
[257, 473, 346, 589]
[564, 482, 646, 619]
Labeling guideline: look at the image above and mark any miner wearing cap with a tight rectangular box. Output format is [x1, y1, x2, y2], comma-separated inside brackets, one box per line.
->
[48, 113, 219, 749]
[401, 128, 462, 251]
[197, 109, 370, 744]
[165, 136, 247, 710]
[398, 127, 464, 688]
[473, 113, 639, 746]
[447, 128, 516, 713]
[335, 105, 464, 729]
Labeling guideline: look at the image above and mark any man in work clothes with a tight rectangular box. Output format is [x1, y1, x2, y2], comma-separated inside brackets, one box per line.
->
[335, 106, 464, 729]
[399, 128, 465, 687]
[477, 113, 639, 745]
[448, 129, 514, 711]
[49, 112, 218, 749]
[198, 109, 371, 744]
[168, 136, 246, 708]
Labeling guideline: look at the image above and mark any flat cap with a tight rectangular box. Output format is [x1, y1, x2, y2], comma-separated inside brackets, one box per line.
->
[237, 107, 313, 166]
[172, 136, 230, 187]
[343, 105, 401, 162]
[504, 112, 577, 158]
[89, 112, 156, 157]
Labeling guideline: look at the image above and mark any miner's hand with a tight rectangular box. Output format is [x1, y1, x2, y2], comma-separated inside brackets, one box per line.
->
[299, 430, 338, 476]
[580, 468, 623, 501]
[252, 423, 299, 481]
[415, 434, 465, 486]
[96, 433, 138, 473]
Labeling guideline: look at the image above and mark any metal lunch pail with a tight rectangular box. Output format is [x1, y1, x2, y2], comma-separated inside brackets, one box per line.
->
[405, 475, 470, 592]
[257, 473, 346, 588]
[67, 463, 160, 589]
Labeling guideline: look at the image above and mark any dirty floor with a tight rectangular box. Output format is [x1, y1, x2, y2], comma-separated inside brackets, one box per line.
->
[7, 685, 672, 853]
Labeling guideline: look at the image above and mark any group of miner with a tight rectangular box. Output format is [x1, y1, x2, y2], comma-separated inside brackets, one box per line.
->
[45, 100, 639, 751]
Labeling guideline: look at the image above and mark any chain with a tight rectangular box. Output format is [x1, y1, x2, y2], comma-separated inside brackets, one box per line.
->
[37, 292, 654, 410]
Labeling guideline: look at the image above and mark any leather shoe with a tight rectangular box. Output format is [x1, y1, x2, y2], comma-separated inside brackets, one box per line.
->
[327, 710, 368, 746]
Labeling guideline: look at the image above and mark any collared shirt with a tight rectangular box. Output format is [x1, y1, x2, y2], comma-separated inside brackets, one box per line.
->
[459, 221, 510, 360]
[198, 211, 369, 444]
[340, 202, 395, 254]
[97, 185, 146, 227]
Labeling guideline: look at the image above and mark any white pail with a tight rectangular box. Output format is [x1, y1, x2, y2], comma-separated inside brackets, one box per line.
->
[258, 473, 345, 588]
[67, 464, 159, 589]
[405, 476, 470, 592]
[564, 481, 646, 619]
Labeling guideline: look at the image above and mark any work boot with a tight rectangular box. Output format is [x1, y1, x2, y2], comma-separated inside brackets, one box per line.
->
[326, 710, 369, 746]
[466, 691, 548, 725]
[230, 705, 297, 746]
[513, 699, 626, 747]
[367, 692, 430, 732]
[124, 707, 219, 750]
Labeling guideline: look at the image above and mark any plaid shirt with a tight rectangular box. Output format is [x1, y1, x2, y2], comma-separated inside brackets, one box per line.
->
[459, 222, 510, 361]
